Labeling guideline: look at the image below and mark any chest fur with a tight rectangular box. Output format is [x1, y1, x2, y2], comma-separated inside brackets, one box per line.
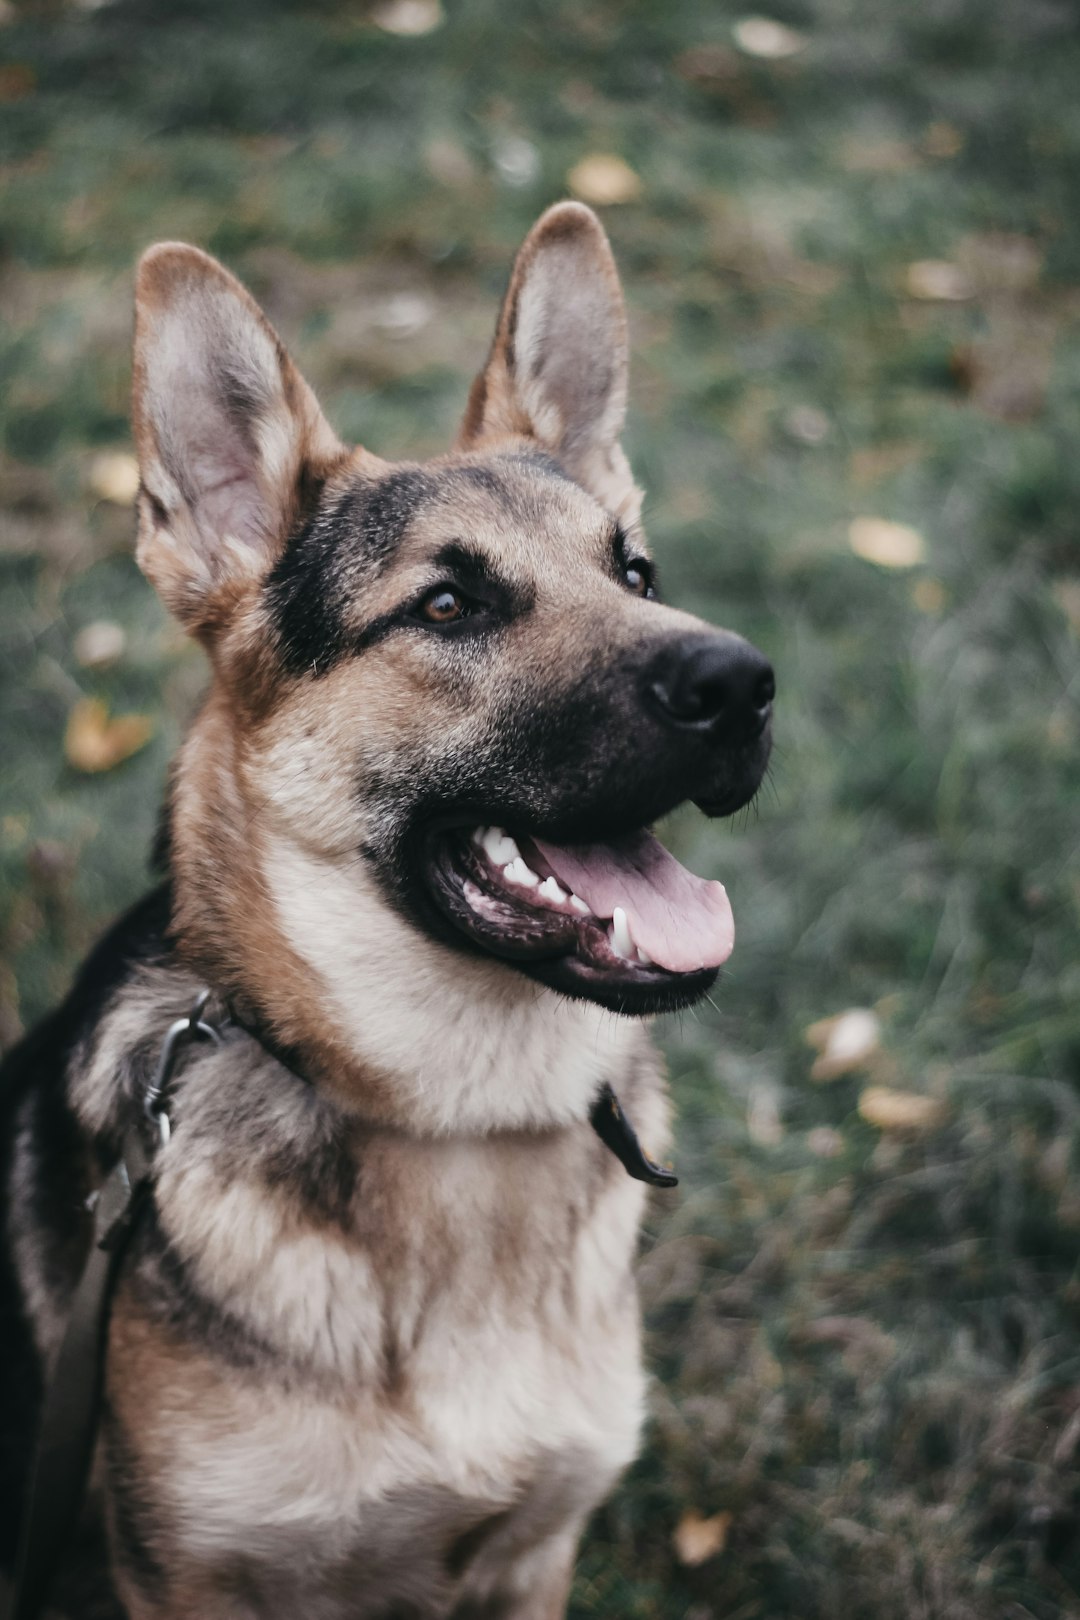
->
[99, 1050, 662, 1612]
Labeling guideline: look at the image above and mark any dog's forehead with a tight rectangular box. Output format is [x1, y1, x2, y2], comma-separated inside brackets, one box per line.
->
[332, 449, 616, 582]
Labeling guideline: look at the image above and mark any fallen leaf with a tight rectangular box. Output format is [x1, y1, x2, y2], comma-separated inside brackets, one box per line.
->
[373, 292, 434, 338]
[493, 135, 540, 188]
[673, 1509, 733, 1567]
[88, 450, 140, 505]
[784, 404, 830, 445]
[370, 0, 442, 35]
[65, 699, 153, 774]
[858, 1086, 948, 1133]
[806, 1008, 881, 1081]
[904, 260, 973, 301]
[567, 153, 641, 206]
[732, 15, 807, 58]
[848, 517, 925, 569]
[73, 620, 126, 670]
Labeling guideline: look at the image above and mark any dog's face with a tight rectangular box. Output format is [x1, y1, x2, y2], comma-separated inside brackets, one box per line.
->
[132, 205, 772, 1018]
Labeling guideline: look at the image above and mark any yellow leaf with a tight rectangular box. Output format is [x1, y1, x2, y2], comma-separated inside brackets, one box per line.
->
[806, 1008, 881, 1081]
[567, 153, 641, 206]
[848, 517, 925, 569]
[858, 1087, 948, 1133]
[732, 16, 807, 58]
[673, 1509, 733, 1567]
[64, 699, 153, 774]
[87, 451, 140, 505]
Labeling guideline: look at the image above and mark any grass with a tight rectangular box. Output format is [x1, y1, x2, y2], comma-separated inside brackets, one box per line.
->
[2, 0, 1080, 1614]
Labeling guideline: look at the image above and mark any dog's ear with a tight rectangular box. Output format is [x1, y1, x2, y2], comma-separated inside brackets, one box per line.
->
[132, 244, 344, 634]
[457, 202, 642, 525]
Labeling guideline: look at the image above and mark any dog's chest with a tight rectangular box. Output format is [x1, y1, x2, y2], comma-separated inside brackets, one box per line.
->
[108, 1113, 654, 1612]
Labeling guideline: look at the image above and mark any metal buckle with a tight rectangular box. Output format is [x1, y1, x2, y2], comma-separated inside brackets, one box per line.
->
[143, 989, 222, 1147]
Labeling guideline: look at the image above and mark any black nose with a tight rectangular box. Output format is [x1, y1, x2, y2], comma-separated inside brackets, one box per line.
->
[646, 633, 775, 742]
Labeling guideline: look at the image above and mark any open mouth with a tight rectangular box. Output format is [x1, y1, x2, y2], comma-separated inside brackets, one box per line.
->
[424, 821, 735, 1014]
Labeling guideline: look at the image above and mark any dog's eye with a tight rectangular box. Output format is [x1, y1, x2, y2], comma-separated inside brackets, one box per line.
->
[419, 588, 468, 625]
[622, 558, 656, 600]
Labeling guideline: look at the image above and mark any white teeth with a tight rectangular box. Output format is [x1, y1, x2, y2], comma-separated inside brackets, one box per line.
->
[611, 906, 634, 961]
[538, 876, 568, 905]
[503, 856, 539, 888]
[481, 826, 520, 867]
[636, 945, 653, 966]
[569, 894, 590, 916]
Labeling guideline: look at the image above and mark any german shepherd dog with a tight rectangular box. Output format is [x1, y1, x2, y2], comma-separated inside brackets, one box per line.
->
[0, 203, 773, 1618]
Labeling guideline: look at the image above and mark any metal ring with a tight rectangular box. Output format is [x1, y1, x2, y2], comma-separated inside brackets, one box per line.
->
[143, 991, 223, 1134]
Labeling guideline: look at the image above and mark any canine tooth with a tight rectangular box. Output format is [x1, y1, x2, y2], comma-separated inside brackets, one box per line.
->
[471, 827, 485, 846]
[569, 894, 590, 916]
[503, 857, 539, 888]
[482, 827, 520, 866]
[611, 906, 634, 961]
[636, 945, 653, 966]
[538, 876, 568, 905]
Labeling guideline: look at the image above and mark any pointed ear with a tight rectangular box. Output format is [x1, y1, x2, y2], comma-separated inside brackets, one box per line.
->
[132, 243, 344, 634]
[457, 202, 642, 525]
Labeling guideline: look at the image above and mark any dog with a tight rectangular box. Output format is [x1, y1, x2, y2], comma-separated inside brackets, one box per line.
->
[0, 201, 773, 1618]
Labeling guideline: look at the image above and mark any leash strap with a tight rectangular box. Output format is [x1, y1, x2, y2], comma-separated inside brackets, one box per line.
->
[4, 995, 219, 1620]
[6, 1128, 150, 1620]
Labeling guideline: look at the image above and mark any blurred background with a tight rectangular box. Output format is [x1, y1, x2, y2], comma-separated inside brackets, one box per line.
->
[2, 0, 1079, 1614]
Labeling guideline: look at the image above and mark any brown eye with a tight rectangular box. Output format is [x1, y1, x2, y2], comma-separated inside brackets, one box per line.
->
[623, 559, 655, 599]
[420, 588, 466, 624]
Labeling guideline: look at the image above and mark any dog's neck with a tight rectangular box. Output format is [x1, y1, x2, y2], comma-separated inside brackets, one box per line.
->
[166, 697, 642, 1136]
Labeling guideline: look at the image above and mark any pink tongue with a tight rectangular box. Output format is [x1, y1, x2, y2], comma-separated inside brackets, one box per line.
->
[532, 830, 734, 974]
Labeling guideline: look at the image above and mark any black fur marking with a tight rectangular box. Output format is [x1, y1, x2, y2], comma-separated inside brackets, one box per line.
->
[445, 1509, 513, 1579]
[0, 885, 174, 1573]
[257, 1108, 359, 1231]
[267, 469, 436, 678]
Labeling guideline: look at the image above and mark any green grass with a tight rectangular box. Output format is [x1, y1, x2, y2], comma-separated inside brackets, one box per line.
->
[2, 1, 1080, 1614]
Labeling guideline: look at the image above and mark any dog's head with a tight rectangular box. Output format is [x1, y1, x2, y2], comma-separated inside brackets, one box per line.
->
[133, 204, 772, 1021]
